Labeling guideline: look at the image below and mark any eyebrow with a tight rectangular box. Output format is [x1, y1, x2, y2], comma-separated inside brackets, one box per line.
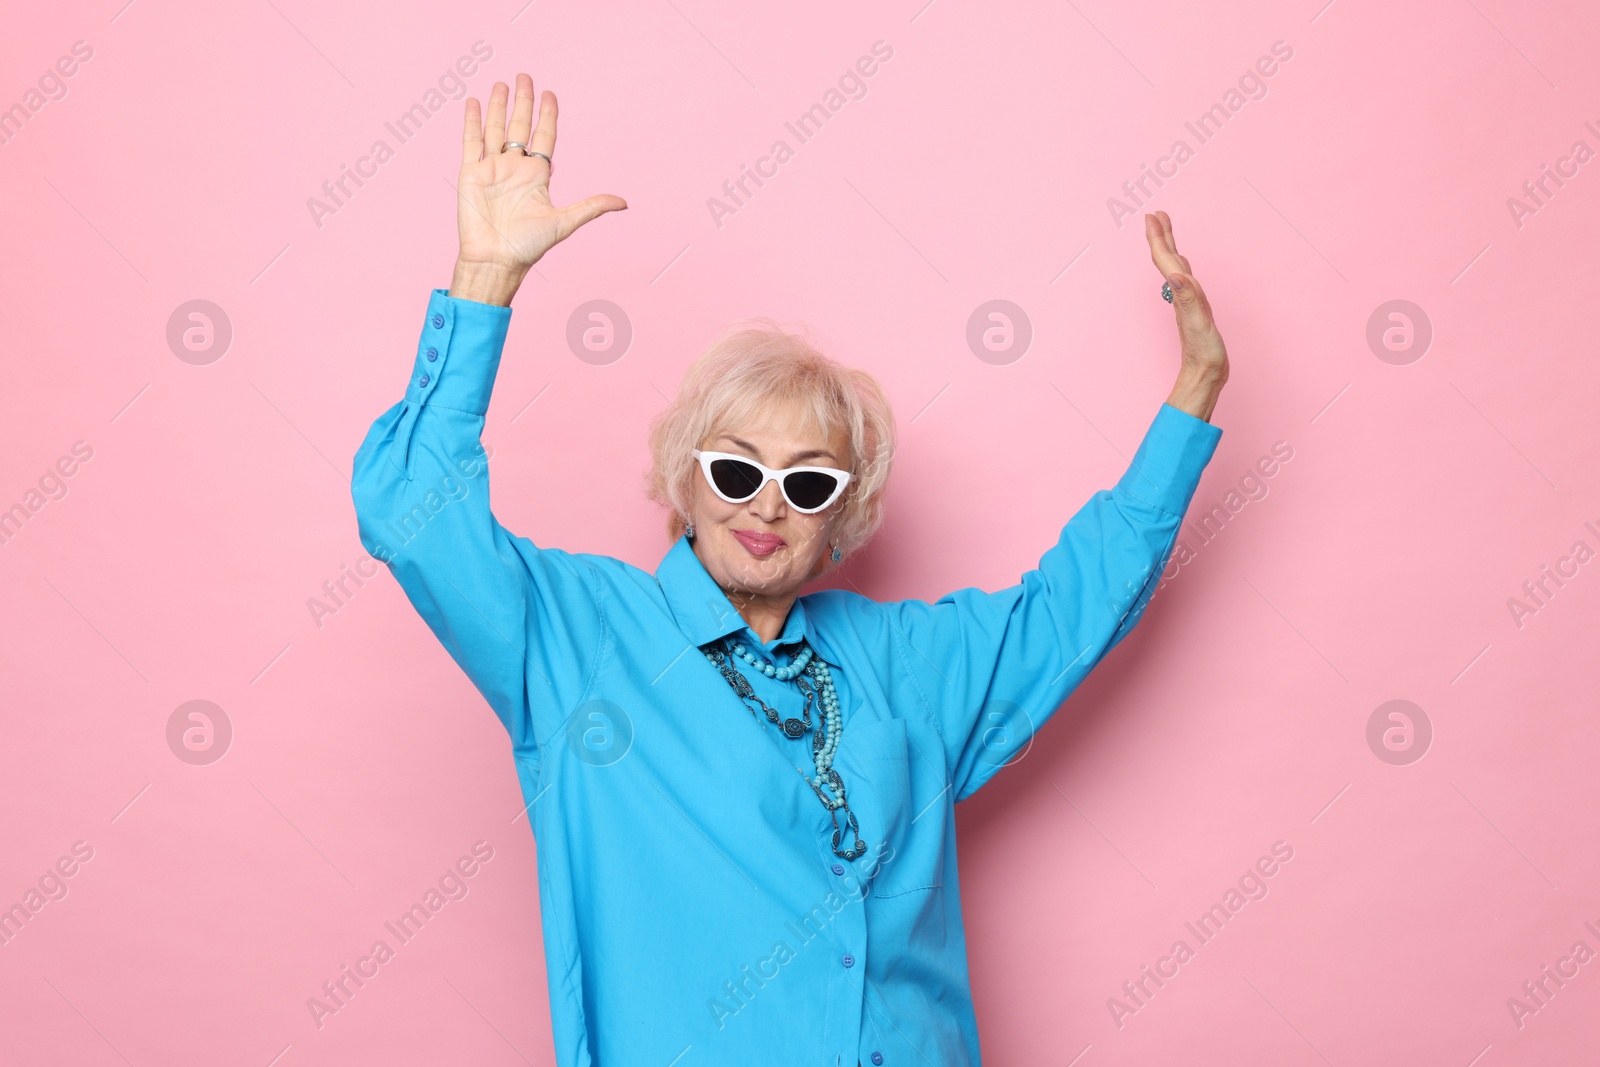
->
[716, 434, 839, 466]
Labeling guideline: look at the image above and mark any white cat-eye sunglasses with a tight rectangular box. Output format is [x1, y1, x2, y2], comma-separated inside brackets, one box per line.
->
[691, 450, 852, 514]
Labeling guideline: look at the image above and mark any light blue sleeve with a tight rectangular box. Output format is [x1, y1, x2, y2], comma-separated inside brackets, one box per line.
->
[350, 288, 604, 767]
[886, 402, 1223, 801]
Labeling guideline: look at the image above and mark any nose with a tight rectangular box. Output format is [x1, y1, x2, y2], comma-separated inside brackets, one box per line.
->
[748, 478, 786, 521]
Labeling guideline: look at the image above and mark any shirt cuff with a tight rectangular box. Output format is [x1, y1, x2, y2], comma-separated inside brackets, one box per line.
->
[404, 287, 513, 416]
[1113, 401, 1224, 517]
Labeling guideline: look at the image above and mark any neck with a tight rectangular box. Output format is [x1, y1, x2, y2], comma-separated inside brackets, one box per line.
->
[691, 540, 797, 644]
[728, 587, 795, 645]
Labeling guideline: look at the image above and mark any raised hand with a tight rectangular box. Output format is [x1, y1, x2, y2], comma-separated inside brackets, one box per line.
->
[451, 73, 627, 305]
[1145, 211, 1229, 422]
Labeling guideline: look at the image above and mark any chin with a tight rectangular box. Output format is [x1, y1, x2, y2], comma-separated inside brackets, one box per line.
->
[713, 548, 796, 590]
[729, 557, 796, 591]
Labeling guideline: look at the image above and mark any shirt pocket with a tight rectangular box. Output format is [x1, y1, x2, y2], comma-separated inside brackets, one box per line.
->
[833, 716, 946, 898]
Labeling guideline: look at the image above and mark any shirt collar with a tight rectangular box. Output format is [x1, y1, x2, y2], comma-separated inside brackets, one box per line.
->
[654, 532, 813, 656]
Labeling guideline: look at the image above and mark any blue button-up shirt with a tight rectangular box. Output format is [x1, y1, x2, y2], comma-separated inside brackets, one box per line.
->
[351, 289, 1223, 1066]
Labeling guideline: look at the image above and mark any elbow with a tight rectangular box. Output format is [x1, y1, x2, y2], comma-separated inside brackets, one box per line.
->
[350, 429, 404, 553]
[350, 481, 390, 563]
[351, 489, 406, 569]
[350, 441, 382, 527]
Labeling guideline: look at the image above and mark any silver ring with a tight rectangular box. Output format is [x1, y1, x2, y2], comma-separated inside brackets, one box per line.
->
[500, 142, 552, 170]
[1160, 281, 1174, 303]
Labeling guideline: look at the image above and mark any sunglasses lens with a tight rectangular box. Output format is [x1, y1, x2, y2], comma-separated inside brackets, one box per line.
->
[708, 458, 763, 500]
[783, 471, 841, 511]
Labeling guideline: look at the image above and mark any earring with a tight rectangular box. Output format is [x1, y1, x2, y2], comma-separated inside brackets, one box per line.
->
[685, 520, 695, 540]
[830, 543, 841, 562]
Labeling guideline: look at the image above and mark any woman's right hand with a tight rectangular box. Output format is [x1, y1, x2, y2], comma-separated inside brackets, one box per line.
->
[450, 73, 626, 305]
[1146, 210, 1228, 423]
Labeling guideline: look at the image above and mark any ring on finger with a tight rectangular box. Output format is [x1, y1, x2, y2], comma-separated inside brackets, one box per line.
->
[499, 141, 552, 171]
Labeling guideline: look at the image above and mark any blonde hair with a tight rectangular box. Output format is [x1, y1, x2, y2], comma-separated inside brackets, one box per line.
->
[645, 318, 896, 559]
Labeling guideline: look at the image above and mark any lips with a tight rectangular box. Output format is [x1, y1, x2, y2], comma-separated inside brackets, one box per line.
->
[731, 529, 785, 556]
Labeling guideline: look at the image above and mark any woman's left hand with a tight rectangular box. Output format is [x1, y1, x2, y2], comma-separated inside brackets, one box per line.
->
[1146, 211, 1229, 422]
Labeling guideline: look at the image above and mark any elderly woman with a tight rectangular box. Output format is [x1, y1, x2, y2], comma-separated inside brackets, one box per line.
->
[352, 75, 1228, 1067]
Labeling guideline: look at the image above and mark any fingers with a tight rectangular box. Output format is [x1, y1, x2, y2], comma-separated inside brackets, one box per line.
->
[1154, 210, 1193, 274]
[484, 80, 509, 154]
[506, 73, 536, 151]
[1146, 212, 1196, 282]
[461, 97, 484, 167]
[530, 89, 558, 165]
[1145, 214, 1183, 278]
[557, 194, 629, 239]
[1148, 216, 1225, 377]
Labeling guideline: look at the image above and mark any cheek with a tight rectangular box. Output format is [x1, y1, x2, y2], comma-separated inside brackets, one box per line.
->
[693, 492, 751, 543]
[690, 478, 729, 519]
[787, 515, 832, 556]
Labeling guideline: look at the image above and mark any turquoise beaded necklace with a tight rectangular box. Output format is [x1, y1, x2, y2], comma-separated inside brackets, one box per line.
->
[701, 636, 867, 861]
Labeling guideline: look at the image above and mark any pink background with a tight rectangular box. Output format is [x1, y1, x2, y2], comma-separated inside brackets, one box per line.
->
[3, 0, 1599, 1063]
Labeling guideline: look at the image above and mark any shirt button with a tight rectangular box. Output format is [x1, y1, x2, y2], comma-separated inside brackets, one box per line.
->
[841, 954, 855, 968]
[872, 1055, 884, 1065]
[426, 347, 438, 361]
[831, 864, 845, 875]
[418, 375, 430, 387]
[431, 314, 445, 328]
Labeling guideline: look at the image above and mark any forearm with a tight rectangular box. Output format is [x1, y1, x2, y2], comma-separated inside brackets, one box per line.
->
[1164, 366, 1226, 424]
[449, 258, 529, 308]
[910, 401, 1224, 799]
[351, 288, 512, 552]
[348, 287, 546, 748]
